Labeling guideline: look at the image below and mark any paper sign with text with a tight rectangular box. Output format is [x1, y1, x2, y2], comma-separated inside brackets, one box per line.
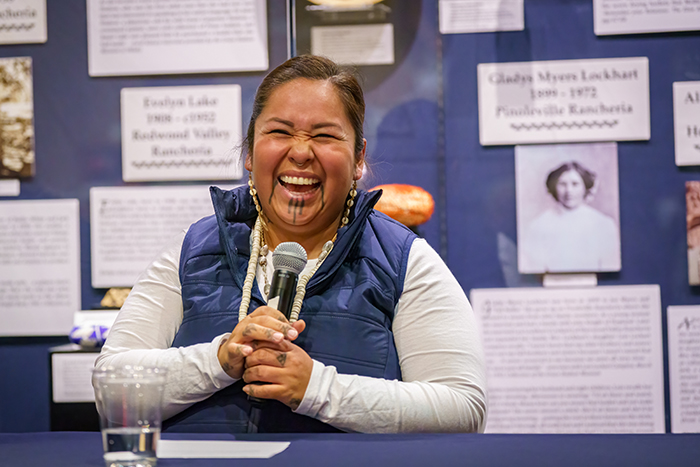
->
[470, 285, 665, 433]
[0, 199, 80, 336]
[667, 305, 700, 433]
[0, 0, 46, 44]
[52, 353, 99, 403]
[594, 0, 700, 36]
[674, 81, 700, 166]
[90, 185, 236, 288]
[439, 0, 524, 34]
[477, 57, 650, 146]
[121, 85, 242, 182]
[87, 0, 268, 76]
[311, 24, 394, 66]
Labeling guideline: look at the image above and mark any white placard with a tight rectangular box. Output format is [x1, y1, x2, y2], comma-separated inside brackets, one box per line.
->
[477, 57, 650, 146]
[0, 179, 20, 196]
[594, 0, 700, 36]
[90, 185, 236, 288]
[121, 85, 243, 182]
[542, 273, 598, 288]
[0, 0, 46, 44]
[0, 199, 81, 336]
[674, 81, 700, 166]
[439, 0, 524, 34]
[158, 440, 290, 459]
[51, 352, 99, 403]
[86, 0, 268, 76]
[667, 305, 700, 433]
[471, 285, 665, 433]
[311, 24, 394, 66]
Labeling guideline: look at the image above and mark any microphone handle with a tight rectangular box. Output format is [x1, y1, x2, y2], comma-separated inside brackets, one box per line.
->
[246, 268, 300, 420]
[267, 269, 298, 319]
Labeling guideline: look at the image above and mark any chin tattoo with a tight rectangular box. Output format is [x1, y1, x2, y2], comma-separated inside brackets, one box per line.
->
[269, 179, 278, 204]
[288, 198, 305, 224]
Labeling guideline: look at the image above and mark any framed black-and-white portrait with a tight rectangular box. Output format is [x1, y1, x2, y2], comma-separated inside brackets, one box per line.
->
[516, 142, 621, 274]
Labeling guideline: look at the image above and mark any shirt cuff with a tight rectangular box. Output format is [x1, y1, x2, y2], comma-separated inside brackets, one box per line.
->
[209, 332, 237, 387]
[293, 359, 325, 416]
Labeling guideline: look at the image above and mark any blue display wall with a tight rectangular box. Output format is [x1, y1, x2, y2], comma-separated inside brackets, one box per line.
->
[1, 0, 699, 432]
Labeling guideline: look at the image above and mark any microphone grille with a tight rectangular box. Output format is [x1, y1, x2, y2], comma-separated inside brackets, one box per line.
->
[272, 242, 307, 274]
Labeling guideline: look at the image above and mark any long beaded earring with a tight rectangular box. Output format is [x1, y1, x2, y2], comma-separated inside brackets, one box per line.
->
[340, 181, 357, 227]
[248, 173, 270, 293]
[248, 174, 264, 220]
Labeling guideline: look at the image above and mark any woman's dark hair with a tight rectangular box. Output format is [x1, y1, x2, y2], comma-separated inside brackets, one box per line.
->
[244, 55, 365, 161]
[545, 161, 596, 201]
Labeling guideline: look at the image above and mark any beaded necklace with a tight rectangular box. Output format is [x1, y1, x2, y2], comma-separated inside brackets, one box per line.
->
[238, 178, 357, 323]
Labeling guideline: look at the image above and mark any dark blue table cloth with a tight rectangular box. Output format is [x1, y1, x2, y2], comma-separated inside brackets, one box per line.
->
[1, 431, 699, 466]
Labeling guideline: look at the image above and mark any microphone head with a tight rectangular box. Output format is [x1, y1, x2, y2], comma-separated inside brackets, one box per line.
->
[272, 242, 307, 275]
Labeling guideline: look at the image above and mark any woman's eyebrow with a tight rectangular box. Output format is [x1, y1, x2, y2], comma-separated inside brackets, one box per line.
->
[311, 122, 342, 130]
[267, 117, 294, 126]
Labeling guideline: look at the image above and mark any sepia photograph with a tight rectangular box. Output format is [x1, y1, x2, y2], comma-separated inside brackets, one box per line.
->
[686, 181, 700, 285]
[0, 56, 34, 179]
[516, 142, 621, 274]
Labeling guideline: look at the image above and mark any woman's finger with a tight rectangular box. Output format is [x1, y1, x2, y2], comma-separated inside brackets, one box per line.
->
[240, 311, 299, 341]
[245, 346, 290, 369]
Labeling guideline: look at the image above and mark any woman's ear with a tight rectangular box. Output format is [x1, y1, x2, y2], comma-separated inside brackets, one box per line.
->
[244, 153, 253, 172]
[353, 139, 367, 180]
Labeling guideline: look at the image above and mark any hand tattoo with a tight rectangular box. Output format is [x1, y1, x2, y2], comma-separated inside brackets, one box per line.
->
[276, 353, 287, 367]
[289, 398, 301, 410]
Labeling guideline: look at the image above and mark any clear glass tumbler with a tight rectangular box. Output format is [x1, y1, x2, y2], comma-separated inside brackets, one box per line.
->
[93, 366, 167, 467]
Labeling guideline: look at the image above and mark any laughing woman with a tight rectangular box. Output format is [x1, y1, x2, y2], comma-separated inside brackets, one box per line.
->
[95, 55, 487, 434]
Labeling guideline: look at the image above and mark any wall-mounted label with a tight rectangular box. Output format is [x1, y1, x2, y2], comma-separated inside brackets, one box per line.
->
[594, 0, 700, 36]
[0, 0, 46, 44]
[90, 185, 237, 288]
[311, 24, 394, 66]
[439, 0, 524, 34]
[87, 0, 268, 76]
[674, 81, 700, 166]
[471, 285, 665, 433]
[667, 305, 700, 433]
[121, 85, 242, 182]
[477, 57, 650, 146]
[0, 199, 80, 336]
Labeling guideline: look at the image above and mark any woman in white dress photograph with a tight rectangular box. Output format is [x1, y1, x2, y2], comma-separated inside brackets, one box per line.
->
[516, 144, 621, 274]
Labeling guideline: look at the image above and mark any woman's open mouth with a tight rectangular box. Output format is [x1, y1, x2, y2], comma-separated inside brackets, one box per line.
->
[279, 175, 321, 195]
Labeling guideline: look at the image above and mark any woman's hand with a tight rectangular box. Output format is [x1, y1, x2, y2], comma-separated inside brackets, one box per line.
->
[242, 337, 314, 410]
[217, 306, 304, 380]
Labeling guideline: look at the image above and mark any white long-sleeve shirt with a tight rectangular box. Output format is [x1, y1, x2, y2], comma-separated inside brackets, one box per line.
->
[96, 230, 487, 433]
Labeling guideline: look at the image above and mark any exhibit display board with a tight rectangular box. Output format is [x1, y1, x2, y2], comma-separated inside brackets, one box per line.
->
[0, 0, 699, 434]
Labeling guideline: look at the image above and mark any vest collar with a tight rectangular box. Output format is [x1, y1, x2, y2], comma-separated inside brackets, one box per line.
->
[209, 184, 383, 292]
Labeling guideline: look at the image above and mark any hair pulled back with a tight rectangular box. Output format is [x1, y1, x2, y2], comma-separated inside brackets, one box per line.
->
[244, 55, 365, 161]
[546, 161, 596, 201]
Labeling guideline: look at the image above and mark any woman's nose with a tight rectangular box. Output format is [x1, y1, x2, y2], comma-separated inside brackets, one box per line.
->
[288, 138, 314, 166]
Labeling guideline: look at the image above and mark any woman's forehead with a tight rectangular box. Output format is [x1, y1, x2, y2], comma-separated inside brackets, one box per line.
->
[558, 169, 583, 180]
[256, 82, 356, 142]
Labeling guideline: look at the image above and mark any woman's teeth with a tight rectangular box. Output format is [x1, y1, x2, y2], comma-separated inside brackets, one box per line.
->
[280, 175, 318, 185]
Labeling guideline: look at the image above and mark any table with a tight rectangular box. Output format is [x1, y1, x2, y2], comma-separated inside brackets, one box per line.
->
[1, 431, 699, 466]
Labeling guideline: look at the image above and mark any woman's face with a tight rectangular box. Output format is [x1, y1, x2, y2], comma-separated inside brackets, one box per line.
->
[555, 169, 587, 209]
[245, 78, 365, 239]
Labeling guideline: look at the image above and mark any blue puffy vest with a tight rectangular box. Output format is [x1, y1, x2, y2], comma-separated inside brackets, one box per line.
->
[163, 185, 417, 433]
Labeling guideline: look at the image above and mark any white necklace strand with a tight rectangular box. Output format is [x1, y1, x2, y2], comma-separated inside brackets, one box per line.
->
[240, 179, 355, 323]
[237, 217, 334, 323]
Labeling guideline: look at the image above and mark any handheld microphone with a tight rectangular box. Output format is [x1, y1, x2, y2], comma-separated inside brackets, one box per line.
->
[267, 242, 307, 319]
[247, 242, 307, 429]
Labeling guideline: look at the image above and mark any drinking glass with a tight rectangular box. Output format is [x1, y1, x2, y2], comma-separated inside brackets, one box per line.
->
[93, 366, 167, 467]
